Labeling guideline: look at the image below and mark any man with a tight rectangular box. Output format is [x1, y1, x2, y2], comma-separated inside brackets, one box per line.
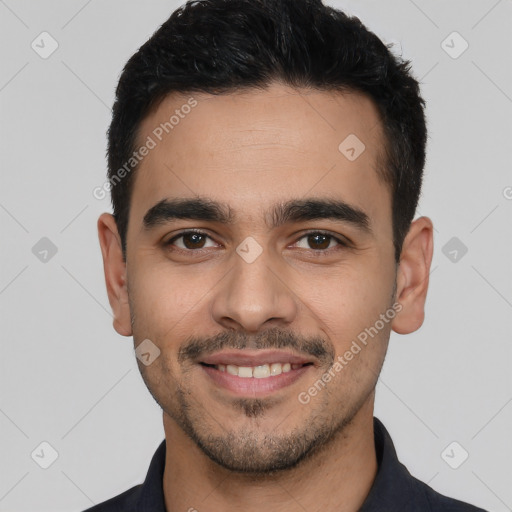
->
[90, 0, 487, 510]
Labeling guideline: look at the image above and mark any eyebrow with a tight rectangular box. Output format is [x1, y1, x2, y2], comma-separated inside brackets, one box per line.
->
[142, 196, 372, 234]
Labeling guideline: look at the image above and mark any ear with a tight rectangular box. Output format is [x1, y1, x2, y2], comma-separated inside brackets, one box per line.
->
[97, 213, 132, 337]
[391, 216, 434, 335]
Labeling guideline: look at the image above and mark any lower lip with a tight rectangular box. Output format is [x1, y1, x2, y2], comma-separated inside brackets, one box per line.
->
[200, 364, 313, 396]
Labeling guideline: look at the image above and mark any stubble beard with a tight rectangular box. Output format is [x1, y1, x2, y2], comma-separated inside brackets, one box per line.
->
[148, 374, 376, 477]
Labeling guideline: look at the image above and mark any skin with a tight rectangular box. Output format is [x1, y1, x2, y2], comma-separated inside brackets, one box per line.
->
[98, 81, 433, 512]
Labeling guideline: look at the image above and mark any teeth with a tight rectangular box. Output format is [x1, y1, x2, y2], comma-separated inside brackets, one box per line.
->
[253, 364, 270, 378]
[215, 361, 305, 378]
[270, 363, 282, 376]
[238, 366, 253, 378]
[226, 364, 238, 376]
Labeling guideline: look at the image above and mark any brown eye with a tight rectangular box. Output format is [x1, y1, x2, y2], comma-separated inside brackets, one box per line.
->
[306, 233, 331, 250]
[180, 232, 207, 249]
[165, 230, 216, 251]
[294, 231, 346, 252]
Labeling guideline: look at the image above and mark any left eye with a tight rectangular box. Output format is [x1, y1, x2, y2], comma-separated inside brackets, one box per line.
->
[293, 232, 345, 251]
[164, 230, 346, 252]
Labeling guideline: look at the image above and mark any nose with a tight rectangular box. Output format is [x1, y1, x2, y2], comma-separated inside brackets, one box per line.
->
[210, 245, 299, 333]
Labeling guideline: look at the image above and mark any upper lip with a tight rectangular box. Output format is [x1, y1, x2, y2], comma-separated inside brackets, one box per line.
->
[199, 350, 315, 367]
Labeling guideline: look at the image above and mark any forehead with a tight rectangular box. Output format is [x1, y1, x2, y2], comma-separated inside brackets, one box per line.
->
[129, 82, 391, 239]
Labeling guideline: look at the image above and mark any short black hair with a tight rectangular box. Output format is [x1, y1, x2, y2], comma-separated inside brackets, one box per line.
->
[107, 0, 427, 263]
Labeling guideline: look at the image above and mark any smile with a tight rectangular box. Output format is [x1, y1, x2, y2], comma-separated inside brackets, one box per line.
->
[197, 350, 316, 396]
[200, 361, 313, 378]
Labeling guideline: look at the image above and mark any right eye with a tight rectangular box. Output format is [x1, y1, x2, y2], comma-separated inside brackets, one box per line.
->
[164, 230, 219, 253]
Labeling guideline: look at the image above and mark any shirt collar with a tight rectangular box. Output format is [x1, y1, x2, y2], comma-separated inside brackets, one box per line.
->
[135, 416, 428, 511]
[359, 416, 430, 510]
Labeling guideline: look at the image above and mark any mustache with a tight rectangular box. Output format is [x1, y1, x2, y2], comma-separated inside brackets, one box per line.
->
[177, 326, 335, 366]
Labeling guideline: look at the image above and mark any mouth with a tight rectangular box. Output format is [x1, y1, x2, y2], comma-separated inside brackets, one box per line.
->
[199, 361, 313, 377]
[198, 350, 316, 396]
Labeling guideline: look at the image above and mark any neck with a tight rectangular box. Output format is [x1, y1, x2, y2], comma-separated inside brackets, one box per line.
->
[162, 397, 377, 512]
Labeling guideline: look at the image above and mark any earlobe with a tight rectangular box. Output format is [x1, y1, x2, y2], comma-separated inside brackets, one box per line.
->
[97, 213, 133, 337]
[391, 216, 434, 335]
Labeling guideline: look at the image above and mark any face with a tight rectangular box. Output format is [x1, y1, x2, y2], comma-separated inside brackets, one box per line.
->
[100, 82, 424, 475]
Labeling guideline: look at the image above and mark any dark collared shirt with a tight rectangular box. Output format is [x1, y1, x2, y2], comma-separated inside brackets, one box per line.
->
[83, 417, 487, 511]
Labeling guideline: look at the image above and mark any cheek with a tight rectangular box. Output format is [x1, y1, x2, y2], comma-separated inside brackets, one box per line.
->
[302, 264, 391, 340]
[300, 267, 393, 386]
[128, 262, 212, 347]
[131, 259, 204, 311]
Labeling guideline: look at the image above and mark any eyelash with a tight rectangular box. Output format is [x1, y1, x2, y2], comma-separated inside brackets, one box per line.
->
[164, 229, 349, 256]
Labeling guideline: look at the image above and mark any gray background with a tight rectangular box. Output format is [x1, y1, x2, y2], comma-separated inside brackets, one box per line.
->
[1, 0, 511, 510]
